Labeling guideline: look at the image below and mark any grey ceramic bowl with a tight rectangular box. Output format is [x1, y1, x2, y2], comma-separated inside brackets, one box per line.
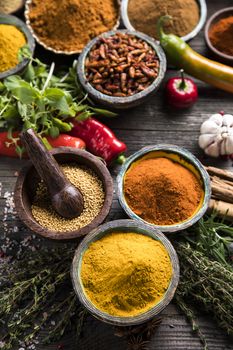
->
[24, 0, 121, 55]
[205, 7, 233, 64]
[71, 219, 179, 326]
[77, 30, 167, 109]
[0, 14, 35, 80]
[117, 145, 211, 233]
[121, 0, 207, 42]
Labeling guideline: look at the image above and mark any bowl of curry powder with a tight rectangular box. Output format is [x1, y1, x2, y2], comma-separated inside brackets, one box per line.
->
[71, 219, 179, 325]
[117, 144, 211, 233]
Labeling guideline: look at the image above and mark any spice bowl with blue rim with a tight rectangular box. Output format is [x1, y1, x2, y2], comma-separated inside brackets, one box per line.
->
[121, 0, 207, 42]
[117, 145, 211, 233]
[77, 30, 167, 109]
[71, 219, 179, 326]
[0, 14, 35, 80]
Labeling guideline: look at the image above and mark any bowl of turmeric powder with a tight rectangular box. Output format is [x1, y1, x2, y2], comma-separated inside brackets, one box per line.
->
[71, 219, 179, 325]
[117, 145, 211, 233]
[0, 14, 35, 79]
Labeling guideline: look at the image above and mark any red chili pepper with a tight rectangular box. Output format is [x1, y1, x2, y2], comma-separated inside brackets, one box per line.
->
[68, 118, 127, 165]
[165, 69, 198, 109]
[0, 131, 85, 158]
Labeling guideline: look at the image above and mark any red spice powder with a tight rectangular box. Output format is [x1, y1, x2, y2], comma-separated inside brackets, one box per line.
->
[209, 16, 233, 57]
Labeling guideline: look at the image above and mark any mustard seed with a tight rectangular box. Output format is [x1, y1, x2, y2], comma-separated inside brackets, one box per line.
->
[31, 164, 105, 232]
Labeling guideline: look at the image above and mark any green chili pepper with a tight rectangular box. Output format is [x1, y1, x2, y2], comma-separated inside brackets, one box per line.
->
[53, 117, 72, 132]
[157, 16, 233, 94]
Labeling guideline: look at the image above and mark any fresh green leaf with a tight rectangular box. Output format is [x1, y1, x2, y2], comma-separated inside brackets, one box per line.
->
[5, 76, 40, 104]
[45, 88, 70, 114]
[49, 126, 59, 138]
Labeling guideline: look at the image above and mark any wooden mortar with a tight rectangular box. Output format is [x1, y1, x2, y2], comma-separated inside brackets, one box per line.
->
[14, 147, 114, 240]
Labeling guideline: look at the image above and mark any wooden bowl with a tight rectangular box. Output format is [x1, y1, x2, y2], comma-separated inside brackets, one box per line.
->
[77, 30, 167, 110]
[71, 219, 180, 326]
[204, 7, 233, 64]
[0, 14, 35, 80]
[14, 148, 114, 240]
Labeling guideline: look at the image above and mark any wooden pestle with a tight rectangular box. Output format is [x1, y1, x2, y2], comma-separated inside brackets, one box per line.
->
[21, 129, 84, 219]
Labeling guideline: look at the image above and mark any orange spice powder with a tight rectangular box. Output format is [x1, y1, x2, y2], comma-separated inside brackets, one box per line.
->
[124, 157, 203, 225]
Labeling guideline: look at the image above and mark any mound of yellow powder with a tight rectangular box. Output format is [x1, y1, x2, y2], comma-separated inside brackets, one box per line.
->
[81, 232, 172, 317]
[0, 24, 26, 73]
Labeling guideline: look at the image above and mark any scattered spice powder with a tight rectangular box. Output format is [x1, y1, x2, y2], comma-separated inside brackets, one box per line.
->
[128, 0, 200, 40]
[81, 232, 172, 317]
[28, 0, 119, 52]
[86, 32, 159, 97]
[32, 164, 105, 232]
[124, 157, 203, 225]
[209, 16, 233, 57]
[0, 24, 26, 73]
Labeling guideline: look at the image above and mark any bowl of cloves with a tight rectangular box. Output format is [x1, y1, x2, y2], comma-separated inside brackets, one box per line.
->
[77, 30, 167, 109]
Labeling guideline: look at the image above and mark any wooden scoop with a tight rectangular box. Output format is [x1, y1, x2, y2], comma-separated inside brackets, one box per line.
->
[21, 129, 84, 219]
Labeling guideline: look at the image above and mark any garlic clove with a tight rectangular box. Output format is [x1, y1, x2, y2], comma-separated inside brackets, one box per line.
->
[223, 114, 233, 128]
[220, 139, 227, 155]
[205, 141, 221, 157]
[209, 113, 223, 126]
[199, 134, 217, 149]
[200, 120, 221, 134]
[225, 137, 233, 155]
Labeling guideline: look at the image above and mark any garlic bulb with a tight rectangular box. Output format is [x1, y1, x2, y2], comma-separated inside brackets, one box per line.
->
[199, 113, 233, 157]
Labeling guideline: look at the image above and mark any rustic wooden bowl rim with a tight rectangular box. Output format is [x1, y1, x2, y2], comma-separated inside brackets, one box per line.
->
[77, 29, 167, 108]
[204, 7, 233, 61]
[14, 147, 114, 240]
[117, 144, 211, 233]
[0, 13, 35, 80]
[71, 219, 180, 326]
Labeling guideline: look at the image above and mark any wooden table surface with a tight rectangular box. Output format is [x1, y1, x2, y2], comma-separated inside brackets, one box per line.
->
[1, 0, 233, 349]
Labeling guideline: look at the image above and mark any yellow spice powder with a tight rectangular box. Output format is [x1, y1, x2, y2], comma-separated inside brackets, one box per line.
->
[81, 232, 172, 317]
[0, 24, 26, 73]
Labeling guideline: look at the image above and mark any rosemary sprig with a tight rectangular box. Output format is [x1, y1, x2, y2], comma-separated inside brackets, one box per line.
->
[0, 245, 85, 350]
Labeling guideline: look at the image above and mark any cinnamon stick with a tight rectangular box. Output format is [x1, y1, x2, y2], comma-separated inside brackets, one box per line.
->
[205, 166, 233, 182]
[211, 183, 233, 204]
[208, 199, 233, 220]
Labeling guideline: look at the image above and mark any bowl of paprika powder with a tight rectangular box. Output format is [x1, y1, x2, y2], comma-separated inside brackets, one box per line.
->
[205, 7, 233, 64]
[117, 145, 211, 233]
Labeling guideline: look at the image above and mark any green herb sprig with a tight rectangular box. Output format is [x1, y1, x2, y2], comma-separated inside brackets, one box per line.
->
[0, 48, 117, 155]
[0, 245, 85, 350]
[174, 215, 233, 350]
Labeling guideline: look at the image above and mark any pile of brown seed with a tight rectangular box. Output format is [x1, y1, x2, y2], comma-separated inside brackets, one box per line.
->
[31, 164, 105, 232]
[85, 32, 160, 97]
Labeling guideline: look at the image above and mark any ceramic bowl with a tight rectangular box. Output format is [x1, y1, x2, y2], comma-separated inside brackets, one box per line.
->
[121, 0, 207, 42]
[71, 219, 179, 326]
[24, 0, 121, 55]
[117, 145, 211, 233]
[205, 7, 233, 64]
[77, 29, 167, 109]
[0, 14, 35, 80]
[14, 148, 113, 240]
